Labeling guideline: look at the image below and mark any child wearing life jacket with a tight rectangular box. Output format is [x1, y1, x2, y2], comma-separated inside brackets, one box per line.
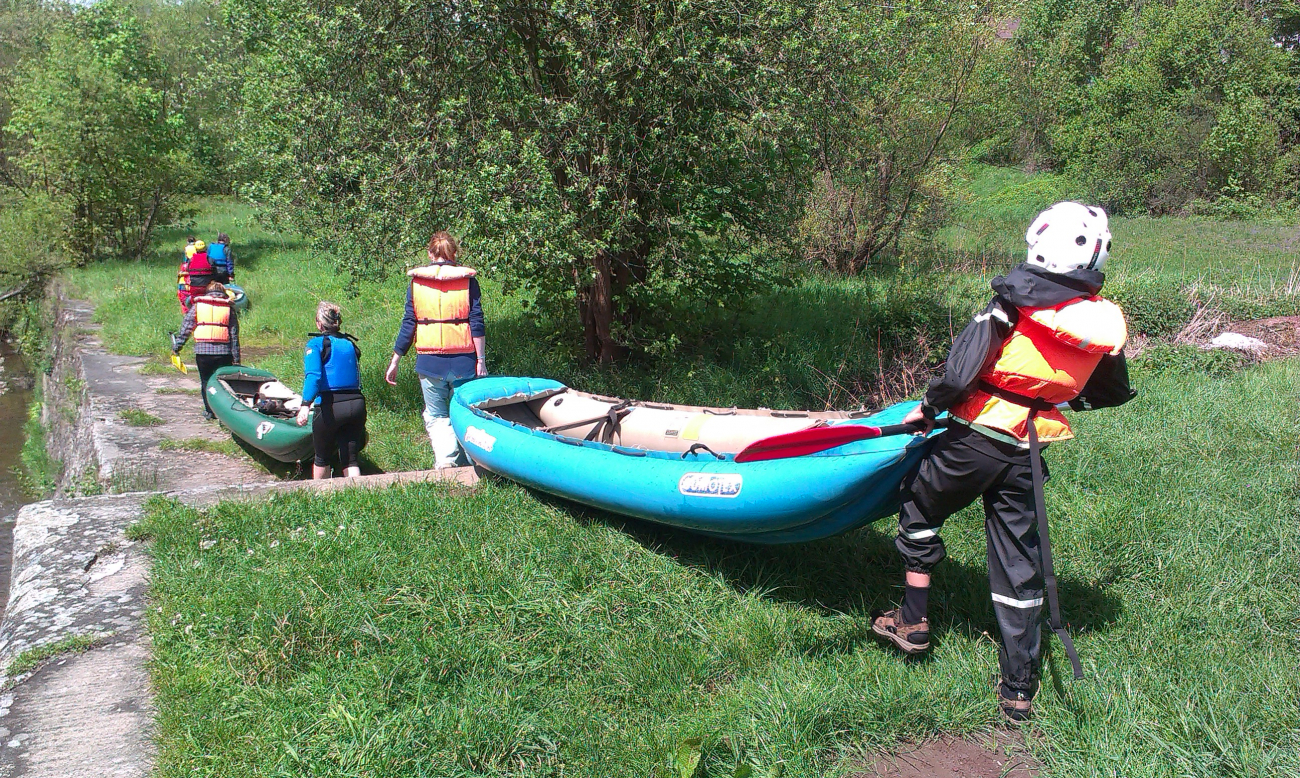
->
[178, 237, 198, 311]
[871, 202, 1135, 723]
[385, 231, 487, 469]
[207, 233, 234, 283]
[172, 281, 241, 419]
[297, 302, 366, 480]
[186, 240, 215, 300]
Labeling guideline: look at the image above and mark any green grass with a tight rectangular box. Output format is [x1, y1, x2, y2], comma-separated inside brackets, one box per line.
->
[155, 386, 199, 396]
[937, 166, 1300, 290]
[139, 359, 1300, 777]
[17, 386, 59, 496]
[119, 407, 165, 427]
[64, 181, 1300, 774]
[5, 633, 104, 677]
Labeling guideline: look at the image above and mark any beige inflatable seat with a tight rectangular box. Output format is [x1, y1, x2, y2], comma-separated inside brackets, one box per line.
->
[532, 392, 820, 455]
[257, 380, 303, 411]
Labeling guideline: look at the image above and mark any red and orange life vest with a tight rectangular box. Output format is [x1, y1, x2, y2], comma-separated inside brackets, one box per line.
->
[193, 295, 232, 344]
[949, 296, 1128, 444]
[409, 264, 476, 355]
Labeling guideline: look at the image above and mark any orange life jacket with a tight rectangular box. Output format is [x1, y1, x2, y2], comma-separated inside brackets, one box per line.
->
[193, 295, 232, 344]
[949, 296, 1127, 444]
[409, 264, 476, 355]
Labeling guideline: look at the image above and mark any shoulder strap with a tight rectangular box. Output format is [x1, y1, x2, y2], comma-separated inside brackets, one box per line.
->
[307, 332, 360, 368]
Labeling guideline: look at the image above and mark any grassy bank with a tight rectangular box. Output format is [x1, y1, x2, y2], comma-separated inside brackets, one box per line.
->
[66, 168, 1300, 773]
[138, 358, 1299, 776]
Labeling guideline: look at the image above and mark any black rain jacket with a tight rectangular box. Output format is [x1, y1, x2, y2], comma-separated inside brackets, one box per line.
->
[920, 263, 1136, 419]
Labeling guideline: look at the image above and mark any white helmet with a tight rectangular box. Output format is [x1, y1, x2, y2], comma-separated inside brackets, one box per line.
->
[1025, 202, 1112, 273]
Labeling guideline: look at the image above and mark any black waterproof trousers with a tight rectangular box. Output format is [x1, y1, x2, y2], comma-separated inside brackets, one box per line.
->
[194, 353, 234, 417]
[895, 423, 1047, 695]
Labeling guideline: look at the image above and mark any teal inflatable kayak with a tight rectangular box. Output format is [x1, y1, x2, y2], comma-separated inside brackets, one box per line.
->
[207, 365, 313, 462]
[450, 376, 939, 544]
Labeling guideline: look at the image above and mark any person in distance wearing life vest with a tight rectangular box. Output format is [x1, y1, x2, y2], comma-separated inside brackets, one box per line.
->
[186, 239, 216, 301]
[870, 202, 1136, 723]
[385, 231, 487, 469]
[297, 302, 366, 480]
[208, 233, 234, 284]
[173, 281, 241, 420]
[178, 237, 198, 311]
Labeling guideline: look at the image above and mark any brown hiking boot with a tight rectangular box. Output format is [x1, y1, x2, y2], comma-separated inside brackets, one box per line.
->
[998, 686, 1034, 724]
[871, 608, 930, 654]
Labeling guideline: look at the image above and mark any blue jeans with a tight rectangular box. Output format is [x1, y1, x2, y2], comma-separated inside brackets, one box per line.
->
[420, 375, 468, 467]
[419, 375, 468, 420]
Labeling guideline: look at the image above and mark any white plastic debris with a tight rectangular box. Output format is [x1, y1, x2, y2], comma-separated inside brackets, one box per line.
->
[1206, 332, 1267, 352]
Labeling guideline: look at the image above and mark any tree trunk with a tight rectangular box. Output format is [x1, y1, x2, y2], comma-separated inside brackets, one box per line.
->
[576, 250, 624, 363]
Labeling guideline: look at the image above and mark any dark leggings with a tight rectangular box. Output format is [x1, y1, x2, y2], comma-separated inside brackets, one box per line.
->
[313, 391, 367, 469]
[194, 353, 234, 415]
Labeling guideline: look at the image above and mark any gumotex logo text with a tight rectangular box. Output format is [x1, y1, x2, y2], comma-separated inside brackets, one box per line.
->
[678, 473, 742, 498]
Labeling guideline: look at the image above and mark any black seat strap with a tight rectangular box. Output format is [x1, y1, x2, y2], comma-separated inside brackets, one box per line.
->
[542, 400, 634, 444]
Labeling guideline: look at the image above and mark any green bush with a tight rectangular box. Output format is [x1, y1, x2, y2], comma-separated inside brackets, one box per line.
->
[1213, 289, 1300, 321]
[1105, 276, 1196, 338]
[1132, 343, 1250, 378]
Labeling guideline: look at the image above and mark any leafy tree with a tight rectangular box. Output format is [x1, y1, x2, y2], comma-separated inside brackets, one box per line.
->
[796, 0, 992, 273]
[132, 0, 245, 193]
[5, 0, 193, 259]
[229, 0, 806, 361]
[1005, 0, 1298, 213]
[0, 0, 58, 190]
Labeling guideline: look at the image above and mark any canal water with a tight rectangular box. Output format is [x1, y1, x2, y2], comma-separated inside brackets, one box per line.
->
[0, 340, 36, 616]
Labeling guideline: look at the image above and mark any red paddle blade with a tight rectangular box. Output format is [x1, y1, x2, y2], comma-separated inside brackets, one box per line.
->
[734, 424, 882, 463]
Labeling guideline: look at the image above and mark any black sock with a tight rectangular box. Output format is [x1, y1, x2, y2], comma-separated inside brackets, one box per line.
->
[901, 585, 929, 625]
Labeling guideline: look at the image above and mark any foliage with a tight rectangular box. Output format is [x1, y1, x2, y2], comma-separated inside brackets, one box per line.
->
[0, 0, 57, 189]
[1132, 342, 1251, 378]
[17, 385, 60, 497]
[1006, 0, 1299, 213]
[1105, 275, 1197, 338]
[4, 0, 194, 260]
[227, 0, 807, 361]
[0, 193, 67, 296]
[796, 0, 992, 273]
[132, 0, 245, 193]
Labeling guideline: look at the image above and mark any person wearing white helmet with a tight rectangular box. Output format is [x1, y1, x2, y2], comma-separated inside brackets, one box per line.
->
[871, 201, 1135, 723]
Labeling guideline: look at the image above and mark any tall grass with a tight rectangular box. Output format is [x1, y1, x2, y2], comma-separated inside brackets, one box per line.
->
[140, 359, 1300, 776]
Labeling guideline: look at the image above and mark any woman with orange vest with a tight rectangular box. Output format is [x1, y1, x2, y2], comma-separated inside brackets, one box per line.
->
[870, 202, 1135, 723]
[172, 281, 241, 419]
[385, 231, 486, 468]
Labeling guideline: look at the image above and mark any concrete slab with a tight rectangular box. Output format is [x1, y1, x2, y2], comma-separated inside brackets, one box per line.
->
[1, 293, 482, 778]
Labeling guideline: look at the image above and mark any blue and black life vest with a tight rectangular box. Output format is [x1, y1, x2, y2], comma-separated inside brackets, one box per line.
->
[207, 241, 230, 274]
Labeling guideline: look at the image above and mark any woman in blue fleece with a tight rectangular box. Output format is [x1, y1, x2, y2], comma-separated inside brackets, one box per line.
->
[296, 302, 365, 479]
